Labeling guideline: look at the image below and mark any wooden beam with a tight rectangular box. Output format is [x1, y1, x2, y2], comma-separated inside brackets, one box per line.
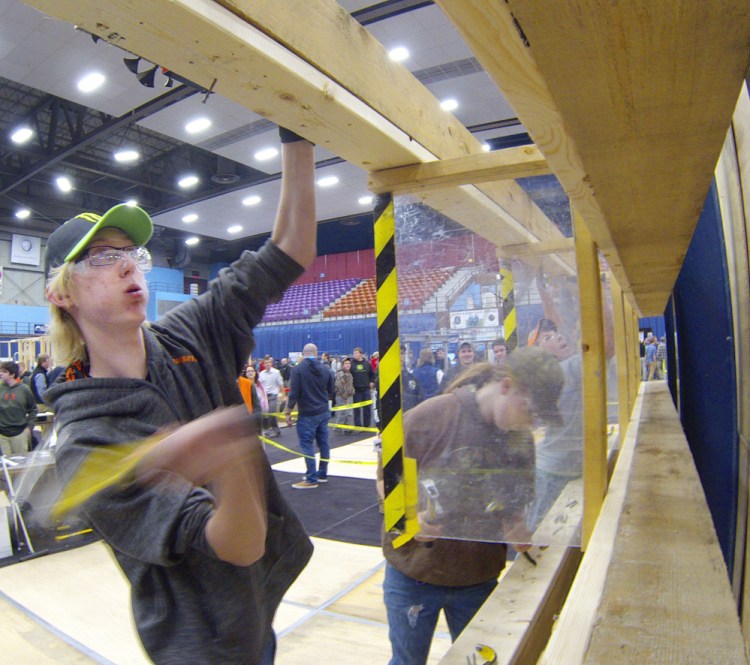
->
[610, 276, 632, 439]
[629, 308, 641, 408]
[573, 209, 607, 550]
[25, 0, 569, 253]
[368, 145, 551, 195]
[439, 481, 583, 665]
[496, 237, 574, 260]
[715, 88, 750, 608]
[437, 0, 750, 316]
[540, 384, 748, 664]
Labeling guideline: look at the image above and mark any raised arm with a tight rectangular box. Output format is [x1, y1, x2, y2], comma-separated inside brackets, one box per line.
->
[271, 131, 316, 268]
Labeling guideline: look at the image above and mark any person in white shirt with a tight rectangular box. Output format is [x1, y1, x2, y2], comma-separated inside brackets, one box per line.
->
[259, 355, 285, 437]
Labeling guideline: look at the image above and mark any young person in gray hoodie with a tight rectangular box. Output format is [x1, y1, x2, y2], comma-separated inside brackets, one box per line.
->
[43, 128, 316, 664]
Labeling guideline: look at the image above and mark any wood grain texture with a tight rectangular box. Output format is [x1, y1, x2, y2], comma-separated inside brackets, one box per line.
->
[24, 0, 567, 253]
[609, 276, 632, 436]
[368, 145, 551, 195]
[573, 211, 608, 550]
[437, 0, 750, 314]
[539, 382, 747, 664]
[715, 88, 750, 614]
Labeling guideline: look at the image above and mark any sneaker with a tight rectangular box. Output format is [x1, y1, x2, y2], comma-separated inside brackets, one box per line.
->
[316, 476, 328, 483]
[292, 480, 318, 489]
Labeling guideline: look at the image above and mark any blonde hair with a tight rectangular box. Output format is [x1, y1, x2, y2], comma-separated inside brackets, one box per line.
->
[416, 347, 435, 367]
[47, 262, 87, 366]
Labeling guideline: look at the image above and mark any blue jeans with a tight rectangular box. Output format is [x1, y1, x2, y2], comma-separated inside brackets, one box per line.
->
[353, 389, 371, 429]
[383, 563, 497, 665]
[296, 411, 330, 482]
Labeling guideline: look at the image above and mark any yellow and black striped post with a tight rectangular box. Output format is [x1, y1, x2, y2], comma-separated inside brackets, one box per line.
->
[374, 193, 418, 546]
[500, 263, 517, 351]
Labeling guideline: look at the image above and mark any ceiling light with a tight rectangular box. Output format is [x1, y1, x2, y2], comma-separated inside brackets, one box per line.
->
[10, 127, 33, 144]
[182, 213, 198, 223]
[440, 98, 459, 112]
[254, 147, 279, 161]
[15, 208, 30, 220]
[178, 175, 199, 188]
[77, 72, 106, 93]
[56, 176, 73, 192]
[185, 236, 200, 246]
[317, 175, 339, 188]
[227, 225, 243, 234]
[242, 195, 261, 206]
[185, 117, 212, 134]
[114, 149, 140, 163]
[482, 143, 491, 152]
[388, 46, 409, 62]
[125, 199, 138, 207]
[358, 196, 373, 206]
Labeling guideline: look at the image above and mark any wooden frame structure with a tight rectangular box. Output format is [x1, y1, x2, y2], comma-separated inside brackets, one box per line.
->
[21, 0, 750, 661]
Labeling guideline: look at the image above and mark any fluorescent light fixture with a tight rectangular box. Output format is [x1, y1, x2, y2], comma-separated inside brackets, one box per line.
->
[125, 199, 138, 207]
[388, 46, 409, 62]
[254, 147, 279, 161]
[178, 175, 199, 188]
[227, 225, 243, 234]
[15, 208, 30, 220]
[440, 98, 459, 112]
[185, 236, 200, 246]
[358, 195, 373, 206]
[114, 149, 140, 163]
[10, 127, 33, 144]
[317, 175, 339, 188]
[77, 72, 105, 93]
[56, 176, 73, 192]
[482, 143, 491, 152]
[242, 195, 261, 206]
[182, 213, 198, 223]
[185, 117, 211, 134]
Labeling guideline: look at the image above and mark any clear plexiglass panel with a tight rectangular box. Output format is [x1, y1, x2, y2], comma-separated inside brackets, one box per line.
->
[392, 175, 586, 546]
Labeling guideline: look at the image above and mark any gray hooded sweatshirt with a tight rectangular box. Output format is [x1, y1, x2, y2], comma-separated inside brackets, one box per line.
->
[46, 242, 313, 664]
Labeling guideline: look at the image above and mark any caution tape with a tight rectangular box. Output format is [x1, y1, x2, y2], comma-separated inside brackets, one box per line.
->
[259, 435, 378, 465]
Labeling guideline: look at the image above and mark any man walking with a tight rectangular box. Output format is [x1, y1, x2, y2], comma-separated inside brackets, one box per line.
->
[0, 361, 38, 455]
[259, 355, 285, 437]
[286, 344, 335, 489]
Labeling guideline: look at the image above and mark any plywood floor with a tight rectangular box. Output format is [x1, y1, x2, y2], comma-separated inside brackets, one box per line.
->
[0, 436, 452, 664]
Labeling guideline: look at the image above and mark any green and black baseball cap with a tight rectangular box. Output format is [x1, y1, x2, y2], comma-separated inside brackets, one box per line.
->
[45, 204, 153, 277]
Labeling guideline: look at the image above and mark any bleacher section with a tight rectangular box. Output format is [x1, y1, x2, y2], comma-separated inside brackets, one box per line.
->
[262, 278, 359, 322]
[398, 268, 454, 310]
[323, 278, 376, 317]
[253, 243, 485, 324]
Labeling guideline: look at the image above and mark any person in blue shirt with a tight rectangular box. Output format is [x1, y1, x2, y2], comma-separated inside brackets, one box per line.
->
[285, 343, 336, 488]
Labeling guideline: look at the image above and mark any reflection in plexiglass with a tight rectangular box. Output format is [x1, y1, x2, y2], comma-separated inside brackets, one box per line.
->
[389, 187, 617, 547]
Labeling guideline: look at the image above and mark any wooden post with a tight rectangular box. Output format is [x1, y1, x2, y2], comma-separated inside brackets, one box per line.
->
[573, 209, 608, 550]
[610, 277, 632, 437]
[630, 307, 641, 405]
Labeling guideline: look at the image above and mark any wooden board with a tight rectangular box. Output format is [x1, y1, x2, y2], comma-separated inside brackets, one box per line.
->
[573, 210, 607, 550]
[368, 145, 551, 195]
[539, 382, 747, 664]
[715, 85, 750, 617]
[438, 481, 583, 665]
[437, 0, 750, 315]
[24, 0, 567, 253]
